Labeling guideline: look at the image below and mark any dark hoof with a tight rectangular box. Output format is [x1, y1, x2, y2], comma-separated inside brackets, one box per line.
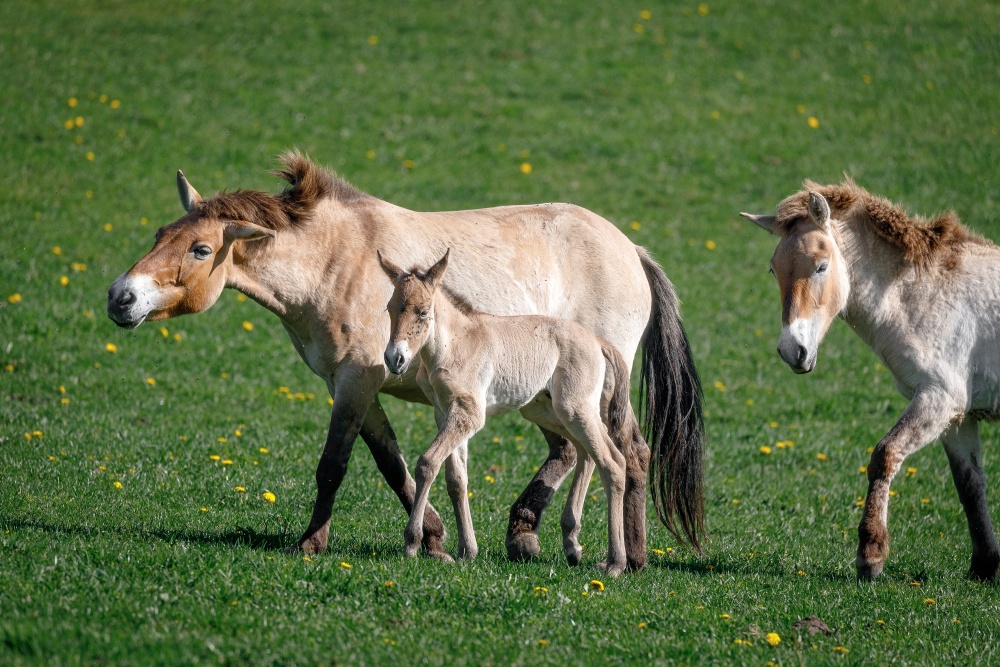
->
[627, 554, 647, 572]
[968, 554, 1000, 581]
[506, 531, 541, 562]
[856, 557, 884, 581]
[295, 533, 328, 555]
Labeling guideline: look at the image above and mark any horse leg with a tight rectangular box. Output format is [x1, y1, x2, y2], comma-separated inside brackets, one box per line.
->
[857, 390, 958, 580]
[506, 426, 577, 562]
[569, 419, 627, 577]
[444, 439, 478, 559]
[942, 417, 1000, 581]
[622, 419, 650, 571]
[405, 401, 483, 559]
[295, 365, 381, 555]
[560, 448, 595, 566]
[358, 396, 448, 559]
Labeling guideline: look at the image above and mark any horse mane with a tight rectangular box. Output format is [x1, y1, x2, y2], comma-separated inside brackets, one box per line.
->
[774, 177, 989, 267]
[439, 284, 478, 316]
[196, 150, 369, 230]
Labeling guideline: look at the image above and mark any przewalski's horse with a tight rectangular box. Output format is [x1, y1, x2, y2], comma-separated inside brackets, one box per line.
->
[379, 250, 641, 574]
[743, 179, 1000, 580]
[107, 152, 706, 564]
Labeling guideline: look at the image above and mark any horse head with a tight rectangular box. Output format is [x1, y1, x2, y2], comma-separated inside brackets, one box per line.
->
[378, 249, 450, 375]
[742, 191, 850, 373]
[107, 171, 274, 329]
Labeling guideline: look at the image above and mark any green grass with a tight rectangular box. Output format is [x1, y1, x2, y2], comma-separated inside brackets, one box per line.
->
[3, 0, 1000, 664]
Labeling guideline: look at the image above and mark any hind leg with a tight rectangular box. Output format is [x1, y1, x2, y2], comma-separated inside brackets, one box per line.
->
[506, 426, 577, 562]
[942, 417, 1000, 581]
[560, 449, 595, 566]
[445, 439, 478, 560]
[622, 421, 650, 571]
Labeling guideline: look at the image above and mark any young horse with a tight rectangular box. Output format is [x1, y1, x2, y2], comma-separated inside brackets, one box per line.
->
[379, 250, 640, 575]
[107, 152, 705, 566]
[743, 179, 1000, 580]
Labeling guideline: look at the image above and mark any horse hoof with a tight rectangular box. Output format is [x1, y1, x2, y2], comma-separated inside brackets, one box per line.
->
[565, 546, 583, 567]
[295, 536, 327, 555]
[506, 532, 541, 562]
[968, 553, 1000, 581]
[428, 550, 455, 564]
[627, 554, 647, 572]
[597, 560, 626, 578]
[856, 558, 884, 581]
[457, 546, 478, 561]
[404, 542, 421, 558]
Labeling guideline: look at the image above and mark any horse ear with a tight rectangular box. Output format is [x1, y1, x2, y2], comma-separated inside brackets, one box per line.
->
[424, 249, 450, 288]
[224, 221, 275, 242]
[740, 212, 779, 234]
[177, 170, 203, 212]
[807, 192, 832, 232]
[377, 250, 404, 282]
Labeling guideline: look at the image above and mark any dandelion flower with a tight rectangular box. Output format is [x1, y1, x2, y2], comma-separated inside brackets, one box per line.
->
[833, 646, 849, 653]
[64, 119, 75, 130]
[59, 276, 69, 286]
[485, 475, 495, 484]
[537, 639, 548, 646]
[863, 74, 872, 85]
[262, 491, 276, 503]
[909, 581, 921, 587]
[145, 377, 156, 386]
[713, 380, 726, 391]
[200, 507, 209, 512]
[110, 99, 121, 109]
[367, 35, 378, 45]
[68, 97, 78, 107]
[303, 556, 312, 562]
[217, 437, 227, 443]
[698, 3, 709, 15]
[705, 239, 716, 250]
[640, 9, 651, 19]
[765, 632, 781, 646]
[720, 613, 730, 620]
[366, 150, 376, 160]
[906, 466, 917, 476]
[733, 638, 752, 646]
[859, 465, 867, 473]
[759, 445, 772, 455]
[816, 453, 829, 461]
[340, 561, 352, 569]
[384, 580, 395, 587]
[629, 221, 642, 232]
[103, 223, 112, 232]
[259, 447, 269, 454]
[52, 246, 62, 255]
[235, 486, 246, 492]
[402, 159, 414, 169]
[105, 342, 118, 353]
[807, 117, 820, 129]
[650, 548, 665, 555]
[209, 455, 221, 461]
[638, 621, 648, 628]
[7, 293, 22, 304]
[520, 162, 533, 174]
[797, 570, 806, 576]
[921, 498, 930, 504]
[221, 459, 233, 465]
[241, 321, 254, 332]
[589, 579, 605, 591]
[114, 481, 123, 489]
[924, 598, 936, 605]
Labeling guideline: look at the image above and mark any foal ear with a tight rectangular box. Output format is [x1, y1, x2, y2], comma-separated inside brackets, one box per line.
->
[377, 250, 404, 282]
[740, 212, 779, 234]
[224, 221, 276, 242]
[177, 170, 203, 212]
[807, 192, 832, 232]
[424, 249, 450, 288]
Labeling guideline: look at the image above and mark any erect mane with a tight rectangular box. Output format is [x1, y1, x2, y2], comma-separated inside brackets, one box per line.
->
[774, 177, 989, 267]
[195, 150, 369, 231]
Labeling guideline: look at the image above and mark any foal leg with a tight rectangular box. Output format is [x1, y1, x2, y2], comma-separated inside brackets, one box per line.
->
[444, 439, 478, 559]
[506, 426, 578, 562]
[358, 397, 448, 559]
[942, 417, 1000, 581]
[405, 402, 483, 559]
[560, 449, 595, 566]
[857, 390, 959, 580]
[622, 420, 650, 571]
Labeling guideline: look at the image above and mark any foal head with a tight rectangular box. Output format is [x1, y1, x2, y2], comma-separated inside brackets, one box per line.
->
[107, 172, 275, 329]
[378, 250, 450, 375]
[742, 192, 849, 373]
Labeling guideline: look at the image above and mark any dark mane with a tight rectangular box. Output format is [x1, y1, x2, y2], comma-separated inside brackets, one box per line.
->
[439, 284, 478, 316]
[775, 177, 989, 267]
[196, 150, 368, 230]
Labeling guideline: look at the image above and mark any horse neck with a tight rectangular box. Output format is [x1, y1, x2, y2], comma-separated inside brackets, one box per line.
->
[419, 289, 476, 367]
[833, 218, 902, 345]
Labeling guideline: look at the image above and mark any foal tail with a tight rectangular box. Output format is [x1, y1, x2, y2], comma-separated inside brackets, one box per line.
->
[636, 247, 705, 553]
[600, 341, 634, 449]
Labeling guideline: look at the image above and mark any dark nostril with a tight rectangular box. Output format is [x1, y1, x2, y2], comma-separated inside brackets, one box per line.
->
[795, 345, 807, 365]
[117, 290, 136, 306]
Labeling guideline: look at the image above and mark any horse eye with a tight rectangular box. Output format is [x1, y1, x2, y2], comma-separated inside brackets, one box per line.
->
[192, 245, 212, 260]
[418, 311, 429, 320]
[816, 262, 829, 274]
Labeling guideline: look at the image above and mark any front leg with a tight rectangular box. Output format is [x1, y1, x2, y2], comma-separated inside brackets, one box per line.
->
[857, 390, 960, 580]
[358, 396, 449, 559]
[506, 426, 578, 561]
[941, 417, 1000, 581]
[296, 365, 382, 555]
[444, 440, 478, 559]
[560, 448, 594, 566]
[406, 400, 484, 558]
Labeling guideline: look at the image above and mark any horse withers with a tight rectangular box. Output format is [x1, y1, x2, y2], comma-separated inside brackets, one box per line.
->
[380, 249, 641, 575]
[744, 179, 1000, 580]
[107, 152, 706, 565]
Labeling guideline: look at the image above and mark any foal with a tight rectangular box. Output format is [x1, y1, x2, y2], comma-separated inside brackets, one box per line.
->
[379, 250, 638, 576]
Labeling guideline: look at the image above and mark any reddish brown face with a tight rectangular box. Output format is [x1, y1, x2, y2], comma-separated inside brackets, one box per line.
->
[384, 275, 435, 374]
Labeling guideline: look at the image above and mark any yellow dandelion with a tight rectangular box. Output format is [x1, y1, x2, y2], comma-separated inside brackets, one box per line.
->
[720, 613, 730, 620]
[746, 398, 755, 405]
[807, 117, 820, 129]
[485, 475, 495, 484]
[921, 498, 930, 504]
[159, 327, 169, 338]
[953, 618, 960, 624]
[221, 459, 233, 465]
[103, 223, 113, 232]
[73, 116, 85, 128]
[713, 380, 726, 391]
[731, 498, 740, 504]
[876, 619, 885, 625]
[61, 398, 70, 404]
[235, 293, 246, 302]
[52, 246, 62, 255]
[113, 481, 123, 489]
[816, 453, 829, 461]
[59, 275, 69, 286]
[68, 97, 78, 107]
[303, 556, 312, 562]
[209, 455, 221, 461]
[628, 221, 642, 232]
[235, 486, 246, 492]
[797, 570, 806, 576]
[698, 3, 709, 15]
[64, 119, 75, 130]
[640, 9, 651, 20]
[924, 598, 936, 605]
[262, 491, 276, 503]
[589, 579, 605, 591]
[537, 639, 549, 647]
[833, 646, 849, 653]
[909, 581, 921, 587]
[200, 507, 209, 512]
[467, 491, 473, 498]
[859, 465, 867, 473]
[340, 561, 352, 569]
[235, 429, 242, 437]
[173, 333, 182, 342]
[85, 190, 93, 199]
[733, 638, 752, 646]
[367, 35, 378, 45]
[259, 447, 269, 454]
[855, 500, 865, 507]
[384, 580, 395, 587]
[765, 632, 781, 646]
[328, 397, 334, 405]
[242, 321, 254, 332]
[705, 239, 716, 250]
[863, 74, 872, 85]
[710, 110, 720, 120]
[633, 23, 644, 34]
[889, 490, 898, 497]
[519, 162, 533, 174]
[7, 293, 22, 304]
[105, 342, 118, 353]
[906, 466, 917, 476]
[99, 94, 108, 103]
[145, 377, 156, 386]
[4, 364, 14, 372]
[768, 421, 778, 428]
[110, 99, 120, 109]
[72, 262, 87, 271]
[759, 445, 772, 455]
[638, 621, 648, 628]
[651, 548, 665, 555]
[403, 159, 414, 169]
[217, 437, 227, 443]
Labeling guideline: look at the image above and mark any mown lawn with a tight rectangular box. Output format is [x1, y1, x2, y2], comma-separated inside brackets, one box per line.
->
[2, 1, 999, 664]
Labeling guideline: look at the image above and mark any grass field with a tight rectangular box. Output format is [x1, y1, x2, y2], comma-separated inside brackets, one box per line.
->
[3, 1, 1000, 664]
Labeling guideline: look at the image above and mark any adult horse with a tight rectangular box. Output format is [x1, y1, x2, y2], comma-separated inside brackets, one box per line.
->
[743, 179, 1000, 580]
[107, 152, 705, 564]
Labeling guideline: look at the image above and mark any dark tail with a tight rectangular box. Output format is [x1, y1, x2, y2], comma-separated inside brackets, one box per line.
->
[636, 247, 705, 553]
[600, 341, 634, 448]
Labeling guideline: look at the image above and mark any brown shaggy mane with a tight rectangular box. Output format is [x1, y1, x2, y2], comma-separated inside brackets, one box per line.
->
[195, 150, 368, 230]
[439, 284, 478, 316]
[775, 177, 989, 267]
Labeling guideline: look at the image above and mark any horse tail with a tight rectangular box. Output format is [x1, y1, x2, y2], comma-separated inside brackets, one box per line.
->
[636, 246, 705, 553]
[600, 340, 634, 449]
